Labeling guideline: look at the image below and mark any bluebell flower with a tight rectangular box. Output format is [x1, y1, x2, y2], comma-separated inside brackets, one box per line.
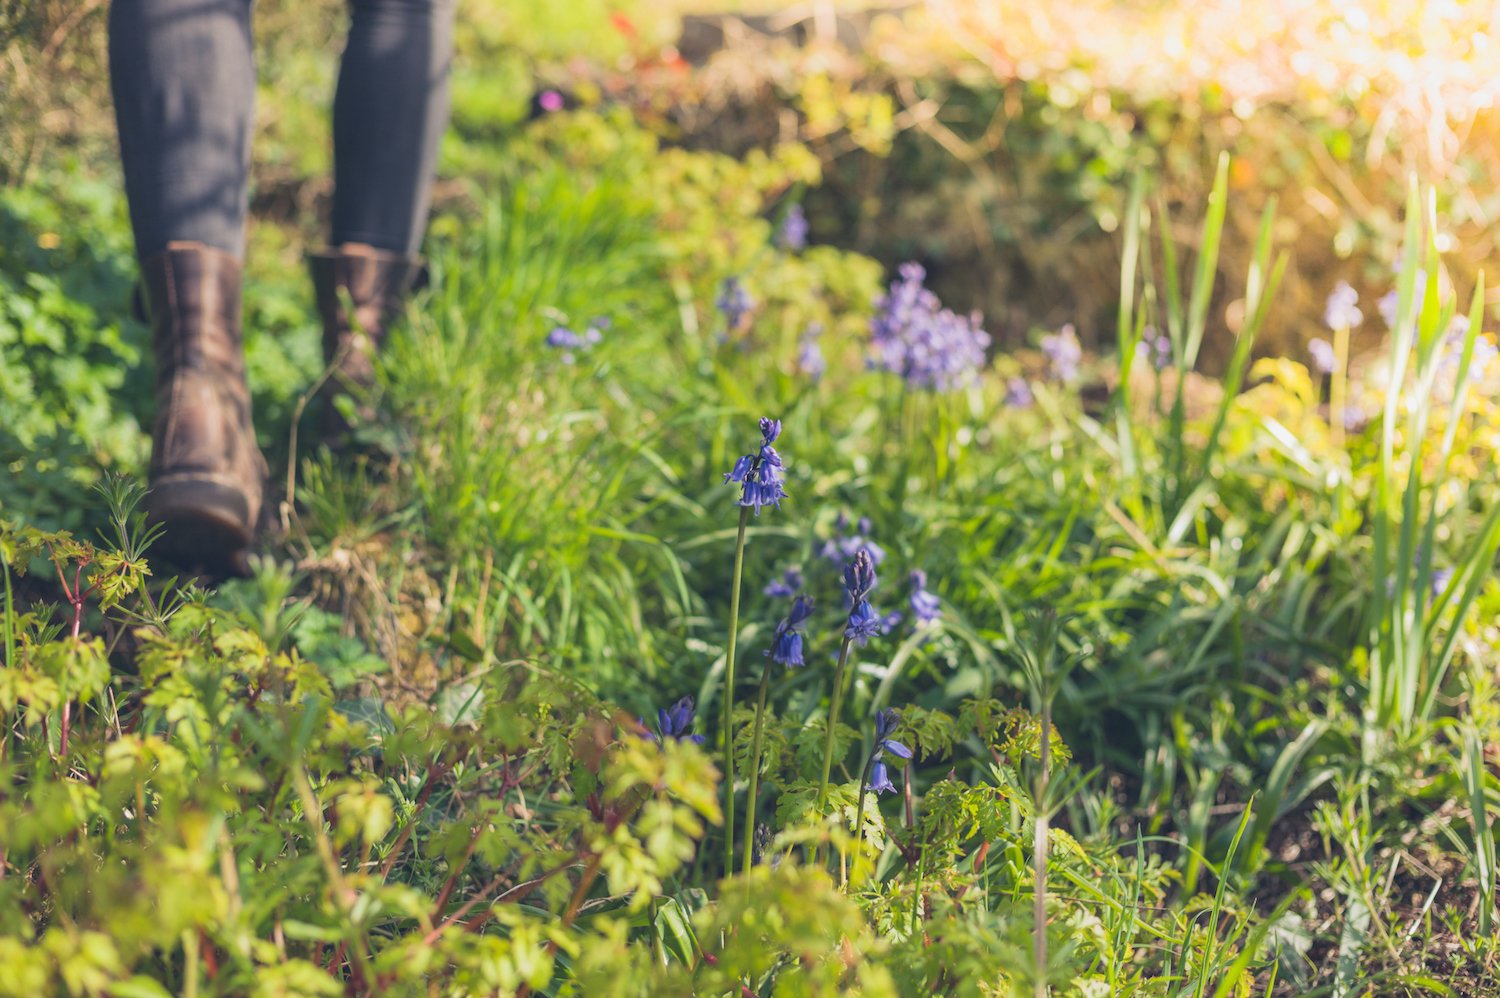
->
[1438, 318, 1498, 383]
[842, 550, 883, 645]
[879, 609, 904, 634]
[1041, 324, 1083, 383]
[1378, 272, 1425, 333]
[763, 566, 804, 598]
[716, 277, 754, 331]
[723, 455, 753, 485]
[1136, 326, 1172, 371]
[908, 570, 941, 625]
[768, 594, 814, 668]
[846, 599, 881, 645]
[1005, 377, 1034, 409]
[797, 323, 825, 380]
[870, 262, 991, 390]
[1378, 289, 1399, 329]
[820, 513, 886, 567]
[844, 549, 877, 603]
[865, 708, 912, 794]
[776, 203, 809, 252]
[1431, 566, 1455, 598]
[873, 708, 912, 760]
[1324, 281, 1363, 330]
[643, 695, 706, 744]
[546, 319, 606, 364]
[723, 417, 788, 514]
[1308, 337, 1337, 375]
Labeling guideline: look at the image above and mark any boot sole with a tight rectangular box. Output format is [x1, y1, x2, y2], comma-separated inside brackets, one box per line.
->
[146, 477, 255, 579]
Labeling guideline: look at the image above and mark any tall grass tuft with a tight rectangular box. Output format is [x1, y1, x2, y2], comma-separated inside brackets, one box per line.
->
[1365, 183, 1500, 748]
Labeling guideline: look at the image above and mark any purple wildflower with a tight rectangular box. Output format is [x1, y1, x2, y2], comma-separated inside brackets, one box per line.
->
[1379, 272, 1426, 332]
[1438, 317, 1497, 382]
[842, 549, 882, 646]
[723, 417, 788, 515]
[1005, 377, 1035, 409]
[767, 594, 814, 668]
[1431, 566, 1455, 598]
[797, 323, 825, 380]
[819, 512, 886, 567]
[869, 262, 991, 390]
[1324, 281, 1363, 330]
[1378, 289, 1399, 329]
[776, 203, 808, 252]
[1308, 337, 1337, 375]
[643, 695, 705, 745]
[763, 566, 804, 598]
[844, 549, 877, 602]
[546, 319, 606, 364]
[908, 570, 941, 625]
[846, 599, 881, 645]
[716, 277, 754, 331]
[1041, 324, 1083, 383]
[1136, 326, 1172, 371]
[538, 89, 565, 113]
[865, 708, 912, 795]
[873, 708, 912, 760]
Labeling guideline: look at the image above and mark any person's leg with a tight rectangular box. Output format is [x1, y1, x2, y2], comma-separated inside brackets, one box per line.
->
[331, 0, 456, 256]
[109, 0, 255, 259]
[312, 0, 455, 438]
[109, 0, 264, 576]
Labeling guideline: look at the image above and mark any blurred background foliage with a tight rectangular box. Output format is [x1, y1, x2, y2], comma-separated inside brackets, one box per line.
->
[6, 1, 1498, 363]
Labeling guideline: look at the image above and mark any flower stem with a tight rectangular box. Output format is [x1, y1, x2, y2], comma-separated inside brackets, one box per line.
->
[721, 506, 751, 877]
[742, 662, 773, 876]
[812, 636, 854, 867]
[1331, 321, 1350, 455]
[850, 754, 873, 886]
[1033, 697, 1052, 998]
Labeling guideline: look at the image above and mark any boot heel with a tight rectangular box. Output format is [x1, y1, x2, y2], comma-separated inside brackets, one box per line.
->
[146, 477, 254, 573]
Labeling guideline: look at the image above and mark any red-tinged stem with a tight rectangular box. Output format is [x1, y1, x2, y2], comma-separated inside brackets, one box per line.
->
[431, 823, 485, 916]
[377, 761, 447, 880]
[420, 857, 576, 946]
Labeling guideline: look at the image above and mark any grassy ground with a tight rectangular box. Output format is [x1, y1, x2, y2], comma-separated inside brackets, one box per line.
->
[3, 6, 1500, 996]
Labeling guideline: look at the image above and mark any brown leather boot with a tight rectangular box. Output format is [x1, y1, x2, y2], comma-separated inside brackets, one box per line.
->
[140, 242, 267, 577]
[308, 243, 425, 439]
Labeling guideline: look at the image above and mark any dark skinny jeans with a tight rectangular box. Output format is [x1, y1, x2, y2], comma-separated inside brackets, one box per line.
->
[109, 0, 455, 260]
